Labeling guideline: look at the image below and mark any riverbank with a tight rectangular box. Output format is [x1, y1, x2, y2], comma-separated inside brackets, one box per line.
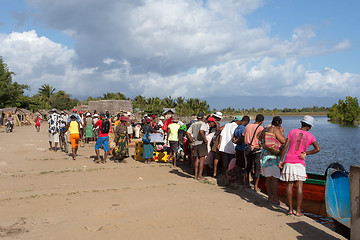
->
[0, 125, 345, 239]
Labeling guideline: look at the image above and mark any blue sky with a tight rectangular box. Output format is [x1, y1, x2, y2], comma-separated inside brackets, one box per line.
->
[247, 0, 360, 73]
[1, 0, 359, 109]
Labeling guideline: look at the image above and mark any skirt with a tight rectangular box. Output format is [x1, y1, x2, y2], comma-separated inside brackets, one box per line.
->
[143, 143, 154, 159]
[85, 125, 93, 138]
[262, 165, 280, 179]
[280, 163, 306, 182]
[113, 133, 129, 160]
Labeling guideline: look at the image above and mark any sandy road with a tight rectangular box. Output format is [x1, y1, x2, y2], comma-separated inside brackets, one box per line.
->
[0, 125, 344, 239]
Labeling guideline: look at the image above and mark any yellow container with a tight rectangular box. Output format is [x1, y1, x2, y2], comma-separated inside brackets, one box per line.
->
[153, 151, 171, 162]
[133, 141, 171, 162]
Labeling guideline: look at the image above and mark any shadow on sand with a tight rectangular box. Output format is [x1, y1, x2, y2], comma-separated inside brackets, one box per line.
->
[287, 221, 342, 240]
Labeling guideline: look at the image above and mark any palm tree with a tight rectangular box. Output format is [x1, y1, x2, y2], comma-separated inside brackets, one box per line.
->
[38, 84, 55, 107]
[162, 96, 176, 108]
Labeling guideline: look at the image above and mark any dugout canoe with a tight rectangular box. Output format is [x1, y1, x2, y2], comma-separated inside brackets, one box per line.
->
[258, 172, 327, 215]
[258, 172, 326, 202]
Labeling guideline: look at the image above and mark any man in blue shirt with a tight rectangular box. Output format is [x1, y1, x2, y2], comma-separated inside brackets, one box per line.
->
[233, 116, 250, 185]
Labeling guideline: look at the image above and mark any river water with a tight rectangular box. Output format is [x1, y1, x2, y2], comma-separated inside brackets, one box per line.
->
[262, 116, 360, 174]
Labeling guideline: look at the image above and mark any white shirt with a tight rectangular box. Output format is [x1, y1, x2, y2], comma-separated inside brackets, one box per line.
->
[219, 122, 238, 154]
[157, 120, 164, 127]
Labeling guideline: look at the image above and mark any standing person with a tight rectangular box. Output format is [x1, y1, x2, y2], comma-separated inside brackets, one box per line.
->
[35, 115, 41, 132]
[92, 113, 99, 141]
[218, 115, 243, 170]
[151, 115, 157, 129]
[127, 120, 134, 140]
[243, 114, 264, 191]
[210, 112, 223, 177]
[94, 112, 110, 164]
[186, 112, 208, 180]
[48, 108, 60, 151]
[78, 111, 85, 141]
[85, 112, 93, 143]
[158, 116, 165, 128]
[204, 117, 217, 175]
[232, 116, 250, 185]
[166, 116, 181, 167]
[113, 116, 130, 162]
[59, 111, 68, 151]
[259, 116, 285, 204]
[65, 114, 81, 160]
[278, 115, 320, 216]
[142, 117, 156, 164]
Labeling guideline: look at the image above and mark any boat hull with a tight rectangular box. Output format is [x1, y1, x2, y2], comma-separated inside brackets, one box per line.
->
[258, 172, 326, 215]
[325, 168, 351, 235]
[258, 172, 326, 202]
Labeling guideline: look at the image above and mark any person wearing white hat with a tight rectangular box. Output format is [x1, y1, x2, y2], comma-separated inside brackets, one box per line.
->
[278, 115, 320, 216]
[157, 116, 165, 130]
[92, 114, 99, 140]
[212, 111, 223, 121]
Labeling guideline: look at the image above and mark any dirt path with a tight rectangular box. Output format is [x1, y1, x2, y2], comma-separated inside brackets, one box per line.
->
[0, 124, 344, 239]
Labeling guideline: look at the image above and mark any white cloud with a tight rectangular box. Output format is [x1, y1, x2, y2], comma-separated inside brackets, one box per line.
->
[0, 0, 357, 105]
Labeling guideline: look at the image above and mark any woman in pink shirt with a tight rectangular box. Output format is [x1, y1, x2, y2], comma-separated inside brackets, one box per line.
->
[278, 115, 320, 216]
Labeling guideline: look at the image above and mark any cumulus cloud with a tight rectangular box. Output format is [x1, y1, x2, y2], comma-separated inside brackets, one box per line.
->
[0, 0, 357, 105]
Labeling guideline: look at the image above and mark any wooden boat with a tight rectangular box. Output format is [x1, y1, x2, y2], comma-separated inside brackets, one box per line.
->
[258, 172, 326, 215]
[258, 172, 326, 202]
[325, 168, 350, 238]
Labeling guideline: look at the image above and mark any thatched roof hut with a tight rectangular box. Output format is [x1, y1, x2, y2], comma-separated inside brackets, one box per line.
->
[35, 109, 49, 120]
[72, 105, 89, 113]
[0, 107, 35, 126]
[87, 100, 133, 115]
[163, 108, 176, 119]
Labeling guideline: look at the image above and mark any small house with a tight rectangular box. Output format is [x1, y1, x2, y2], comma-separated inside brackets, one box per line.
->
[163, 108, 176, 119]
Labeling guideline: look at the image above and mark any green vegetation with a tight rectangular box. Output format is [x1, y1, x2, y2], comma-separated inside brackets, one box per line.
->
[0, 57, 78, 111]
[328, 96, 360, 124]
[131, 95, 210, 116]
[0, 57, 29, 108]
[85, 92, 128, 103]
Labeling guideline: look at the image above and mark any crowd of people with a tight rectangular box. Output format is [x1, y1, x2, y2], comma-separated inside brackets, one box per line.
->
[138, 111, 320, 217]
[45, 108, 320, 217]
[46, 108, 140, 162]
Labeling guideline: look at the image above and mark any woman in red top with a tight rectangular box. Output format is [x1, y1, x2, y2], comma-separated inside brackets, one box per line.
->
[35, 116, 41, 132]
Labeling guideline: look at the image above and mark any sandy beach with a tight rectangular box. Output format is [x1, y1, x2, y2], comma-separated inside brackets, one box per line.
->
[0, 124, 345, 240]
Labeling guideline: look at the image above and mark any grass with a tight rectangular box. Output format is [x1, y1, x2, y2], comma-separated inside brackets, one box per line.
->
[200, 179, 215, 185]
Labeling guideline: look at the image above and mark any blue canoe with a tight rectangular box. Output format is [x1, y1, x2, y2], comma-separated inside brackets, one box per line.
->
[325, 168, 351, 234]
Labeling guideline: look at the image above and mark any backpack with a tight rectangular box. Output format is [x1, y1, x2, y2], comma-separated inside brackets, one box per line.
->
[101, 119, 110, 134]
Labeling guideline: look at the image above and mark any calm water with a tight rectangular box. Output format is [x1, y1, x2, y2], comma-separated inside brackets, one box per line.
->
[261, 116, 360, 174]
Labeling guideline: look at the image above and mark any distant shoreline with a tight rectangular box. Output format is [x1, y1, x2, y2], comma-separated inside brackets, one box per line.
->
[220, 112, 328, 122]
[179, 112, 328, 122]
